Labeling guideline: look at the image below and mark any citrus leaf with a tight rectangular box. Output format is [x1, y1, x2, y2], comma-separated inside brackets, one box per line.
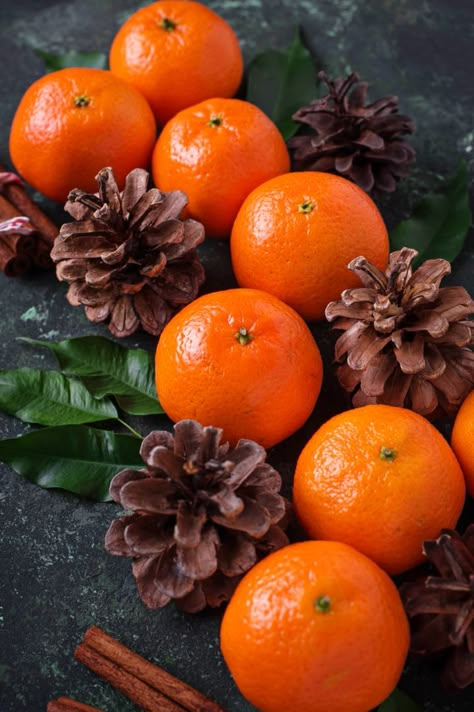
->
[0, 426, 142, 501]
[377, 688, 422, 712]
[0, 368, 118, 426]
[20, 336, 163, 416]
[390, 161, 472, 265]
[35, 49, 107, 72]
[246, 29, 317, 140]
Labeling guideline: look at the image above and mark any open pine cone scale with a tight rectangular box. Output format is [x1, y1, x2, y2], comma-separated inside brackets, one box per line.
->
[326, 247, 474, 416]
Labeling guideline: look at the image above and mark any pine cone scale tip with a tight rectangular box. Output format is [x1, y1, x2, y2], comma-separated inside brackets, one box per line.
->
[174, 503, 206, 548]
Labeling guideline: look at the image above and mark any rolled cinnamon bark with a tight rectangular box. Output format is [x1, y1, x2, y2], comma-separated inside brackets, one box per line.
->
[75, 642, 185, 712]
[83, 626, 225, 712]
[0, 196, 35, 276]
[0, 167, 60, 274]
[0, 164, 58, 245]
[75, 627, 227, 712]
[47, 697, 104, 711]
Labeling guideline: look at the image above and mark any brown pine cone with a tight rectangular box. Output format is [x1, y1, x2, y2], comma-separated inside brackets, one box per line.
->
[325, 247, 474, 417]
[400, 525, 474, 689]
[105, 420, 289, 613]
[289, 71, 415, 194]
[51, 167, 205, 338]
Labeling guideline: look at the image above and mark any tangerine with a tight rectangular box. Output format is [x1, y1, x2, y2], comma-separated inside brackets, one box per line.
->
[151, 97, 290, 237]
[293, 404, 465, 575]
[451, 389, 474, 498]
[154, 288, 323, 448]
[9, 68, 156, 203]
[230, 171, 389, 320]
[220, 540, 410, 712]
[109, 0, 243, 126]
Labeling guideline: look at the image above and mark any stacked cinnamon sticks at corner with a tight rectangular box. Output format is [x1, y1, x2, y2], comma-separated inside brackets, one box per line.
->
[48, 626, 227, 712]
[0, 162, 58, 277]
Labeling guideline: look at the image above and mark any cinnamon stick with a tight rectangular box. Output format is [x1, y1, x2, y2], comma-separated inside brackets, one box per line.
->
[47, 697, 104, 711]
[0, 165, 57, 272]
[75, 643, 185, 712]
[0, 232, 33, 276]
[0, 163, 58, 246]
[83, 626, 224, 712]
[0, 193, 22, 221]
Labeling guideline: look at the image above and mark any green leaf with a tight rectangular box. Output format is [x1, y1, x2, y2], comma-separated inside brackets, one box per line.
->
[35, 49, 108, 72]
[390, 161, 472, 265]
[377, 688, 422, 712]
[20, 336, 163, 416]
[0, 426, 142, 501]
[246, 30, 316, 140]
[0, 368, 118, 426]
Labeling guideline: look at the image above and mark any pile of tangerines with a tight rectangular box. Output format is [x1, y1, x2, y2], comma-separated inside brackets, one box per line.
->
[8, 2, 474, 711]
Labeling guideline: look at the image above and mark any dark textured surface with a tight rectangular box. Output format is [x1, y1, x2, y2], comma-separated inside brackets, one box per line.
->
[0, 1, 473, 710]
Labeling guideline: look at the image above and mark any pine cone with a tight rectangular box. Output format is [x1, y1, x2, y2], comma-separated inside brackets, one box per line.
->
[51, 167, 205, 338]
[400, 526, 474, 689]
[105, 420, 290, 613]
[288, 71, 415, 194]
[325, 248, 474, 417]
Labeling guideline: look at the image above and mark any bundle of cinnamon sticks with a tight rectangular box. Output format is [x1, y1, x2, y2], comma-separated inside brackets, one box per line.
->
[48, 626, 226, 712]
[0, 162, 58, 277]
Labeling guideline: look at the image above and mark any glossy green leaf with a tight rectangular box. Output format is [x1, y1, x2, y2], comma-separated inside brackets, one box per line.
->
[35, 49, 107, 72]
[377, 688, 422, 712]
[0, 426, 142, 501]
[246, 30, 316, 140]
[390, 161, 472, 265]
[0, 368, 117, 426]
[20, 336, 163, 416]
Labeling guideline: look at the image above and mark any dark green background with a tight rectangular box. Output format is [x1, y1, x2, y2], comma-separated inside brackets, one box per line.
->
[0, 1, 473, 710]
